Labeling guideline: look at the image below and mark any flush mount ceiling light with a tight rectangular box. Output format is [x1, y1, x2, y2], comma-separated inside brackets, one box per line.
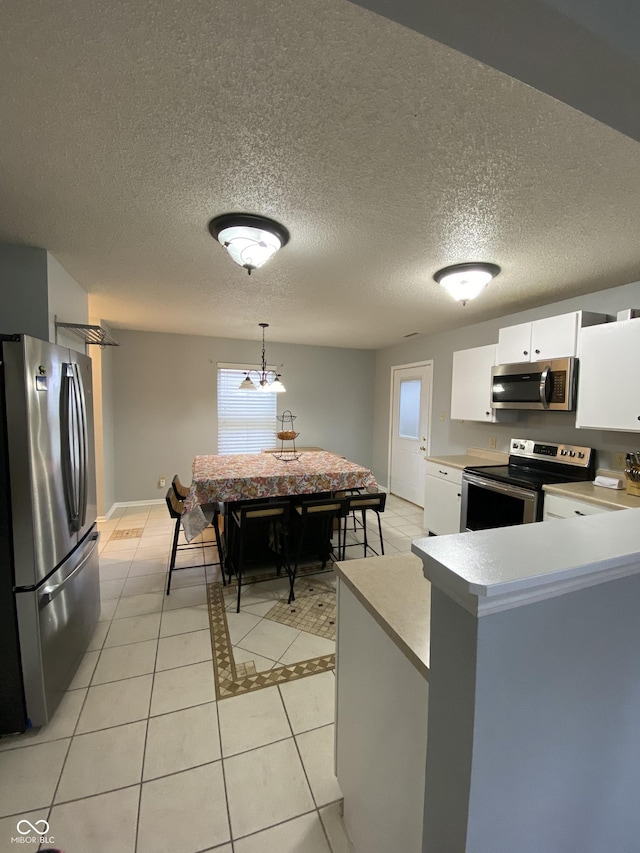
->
[433, 262, 501, 306]
[239, 323, 286, 393]
[208, 213, 290, 275]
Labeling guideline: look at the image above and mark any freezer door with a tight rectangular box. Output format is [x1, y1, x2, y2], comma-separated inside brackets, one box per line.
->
[15, 528, 100, 727]
[3, 336, 79, 586]
[68, 349, 97, 543]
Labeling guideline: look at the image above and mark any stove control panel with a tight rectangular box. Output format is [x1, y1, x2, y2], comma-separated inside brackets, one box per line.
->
[509, 438, 593, 467]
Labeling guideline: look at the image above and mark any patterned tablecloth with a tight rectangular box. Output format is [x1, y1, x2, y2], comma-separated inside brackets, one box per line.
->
[182, 451, 378, 541]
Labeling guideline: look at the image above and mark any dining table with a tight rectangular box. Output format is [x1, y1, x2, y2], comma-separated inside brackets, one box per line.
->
[181, 450, 378, 543]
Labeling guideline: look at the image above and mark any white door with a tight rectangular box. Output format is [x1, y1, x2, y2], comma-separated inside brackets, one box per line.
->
[389, 362, 433, 506]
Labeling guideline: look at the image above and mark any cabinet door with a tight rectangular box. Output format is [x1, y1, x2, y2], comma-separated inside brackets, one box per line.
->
[531, 313, 578, 360]
[497, 323, 532, 364]
[543, 494, 619, 520]
[424, 475, 462, 535]
[451, 345, 496, 422]
[576, 319, 640, 431]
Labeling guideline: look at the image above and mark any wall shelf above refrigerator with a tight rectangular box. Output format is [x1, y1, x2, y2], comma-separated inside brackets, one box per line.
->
[55, 323, 119, 347]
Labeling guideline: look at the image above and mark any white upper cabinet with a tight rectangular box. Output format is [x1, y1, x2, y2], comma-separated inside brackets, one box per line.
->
[497, 311, 608, 364]
[451, 344, 516, 422]
[576, 318, 640, 431]
[497, 322, 535, 364]
[451, 344, 497, 422]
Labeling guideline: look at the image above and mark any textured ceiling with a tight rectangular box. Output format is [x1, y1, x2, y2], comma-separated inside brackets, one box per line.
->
[1, 0, 640, 349]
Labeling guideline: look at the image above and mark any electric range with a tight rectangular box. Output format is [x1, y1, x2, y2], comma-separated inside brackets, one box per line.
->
[461, 438, 595, 531]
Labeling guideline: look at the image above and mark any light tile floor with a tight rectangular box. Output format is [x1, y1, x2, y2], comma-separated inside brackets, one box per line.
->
[0, 494, 425, 853]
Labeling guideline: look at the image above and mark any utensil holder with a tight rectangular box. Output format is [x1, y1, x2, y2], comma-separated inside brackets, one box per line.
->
[625, 479, 640, 496]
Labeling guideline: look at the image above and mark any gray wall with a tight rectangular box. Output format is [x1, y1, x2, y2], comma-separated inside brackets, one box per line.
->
[0, 245, 49, 339]
[374, 279, 640, 487]
[111, 329, 376, 503]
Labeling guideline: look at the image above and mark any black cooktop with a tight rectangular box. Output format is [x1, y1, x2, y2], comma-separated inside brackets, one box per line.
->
[464, 438, 596, 493]
[463, 463, 589, 492]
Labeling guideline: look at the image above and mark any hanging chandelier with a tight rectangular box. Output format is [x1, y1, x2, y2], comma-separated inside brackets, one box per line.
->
[208, 213, 290, 275]
[239, 323, 286, 392]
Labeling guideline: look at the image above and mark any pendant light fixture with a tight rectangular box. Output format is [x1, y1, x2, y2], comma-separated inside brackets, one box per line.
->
[209, 213, 290, 275]
[239, 323, 286, 392]
[434, 262, 501, 306]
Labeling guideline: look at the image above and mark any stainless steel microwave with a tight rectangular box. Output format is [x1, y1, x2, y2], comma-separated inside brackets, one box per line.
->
[490, 357, 578, 411]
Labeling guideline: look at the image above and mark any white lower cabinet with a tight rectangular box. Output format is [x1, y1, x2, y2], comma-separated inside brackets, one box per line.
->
[543, 494, 621, 521]
[424, 462, 462, 534]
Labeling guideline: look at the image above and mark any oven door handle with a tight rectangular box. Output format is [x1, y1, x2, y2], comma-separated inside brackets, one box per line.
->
[463, 472, 537, 501]
[539, 366, 550, 409]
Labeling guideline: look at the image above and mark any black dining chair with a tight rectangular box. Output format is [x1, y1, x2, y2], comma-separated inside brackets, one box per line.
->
[172, 473, 225, 574]
[289, 495, 347, 603]
[228, 500, 291, 613]
[165, 488, 225, 594]
[340, 490, 386, 560]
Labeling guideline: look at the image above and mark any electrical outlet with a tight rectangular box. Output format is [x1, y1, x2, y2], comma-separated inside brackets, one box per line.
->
[613, 452, 626, 470]
[159, 477, 166, 488]
[489, 437, 497, 449]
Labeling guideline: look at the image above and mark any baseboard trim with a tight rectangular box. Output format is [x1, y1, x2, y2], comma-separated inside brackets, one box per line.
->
[99, 498, 165, 522]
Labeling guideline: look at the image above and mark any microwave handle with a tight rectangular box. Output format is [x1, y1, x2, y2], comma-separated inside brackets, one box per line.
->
[539, 366, 550, 409]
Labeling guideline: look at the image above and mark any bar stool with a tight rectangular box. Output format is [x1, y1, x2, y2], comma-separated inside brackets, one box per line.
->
[228, 500, 291, 613]
[172, 473, 225, 571]
[165, 488, 225, 594]
[340, 491, 386, 560]
[289, 496, 347, 603]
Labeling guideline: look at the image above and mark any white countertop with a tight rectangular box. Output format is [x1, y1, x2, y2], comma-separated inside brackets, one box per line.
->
[426, 447, 508, 470]
[412, 508, 640, 617]
[334, 553, 430, 678]
[543, 478, 640, 510]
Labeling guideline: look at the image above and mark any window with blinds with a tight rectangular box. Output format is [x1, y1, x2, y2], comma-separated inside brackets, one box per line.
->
[217, 366, 277, 454]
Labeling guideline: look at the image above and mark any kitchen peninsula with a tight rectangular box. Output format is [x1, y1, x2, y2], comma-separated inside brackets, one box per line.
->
[335, 508, 640, 853]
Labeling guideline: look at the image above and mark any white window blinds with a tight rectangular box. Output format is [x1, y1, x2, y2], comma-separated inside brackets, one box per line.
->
[217, 367, 277, 454]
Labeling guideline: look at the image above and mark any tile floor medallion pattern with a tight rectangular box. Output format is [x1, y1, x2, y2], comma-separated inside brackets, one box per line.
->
[208, 569, 336, 699]
[264, 580, 336, 639]
[109, 527, 144, 541]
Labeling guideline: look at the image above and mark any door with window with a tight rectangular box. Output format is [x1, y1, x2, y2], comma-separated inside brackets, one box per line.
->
[389, 362, 432, 506]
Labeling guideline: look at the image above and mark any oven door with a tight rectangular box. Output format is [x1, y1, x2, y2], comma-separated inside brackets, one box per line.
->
[461, 472, 539, 531]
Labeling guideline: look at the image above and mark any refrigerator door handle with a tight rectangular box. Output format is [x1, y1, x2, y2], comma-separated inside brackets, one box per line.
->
[60, 364, 84, 531]
[60, 364, 79, 531]
[39, 532, 99, 608]
[73, 364, 88, 528]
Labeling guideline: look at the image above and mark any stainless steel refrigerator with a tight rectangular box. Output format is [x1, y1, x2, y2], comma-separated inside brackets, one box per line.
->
[0, 334, 100, 735]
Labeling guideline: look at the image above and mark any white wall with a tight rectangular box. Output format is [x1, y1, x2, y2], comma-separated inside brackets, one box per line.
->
[373, 279, 640, 486]
[47, 253, 88, 353]
[111, 329, 376, 502]
[88, 315, 117, 518]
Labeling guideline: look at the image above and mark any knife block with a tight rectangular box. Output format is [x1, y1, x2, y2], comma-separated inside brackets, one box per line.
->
[625, 479, 640, 496]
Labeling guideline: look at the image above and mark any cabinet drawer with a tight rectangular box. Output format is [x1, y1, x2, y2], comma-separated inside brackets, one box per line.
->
[544, 494, 619, 519]
[425, 462, 463, 486]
